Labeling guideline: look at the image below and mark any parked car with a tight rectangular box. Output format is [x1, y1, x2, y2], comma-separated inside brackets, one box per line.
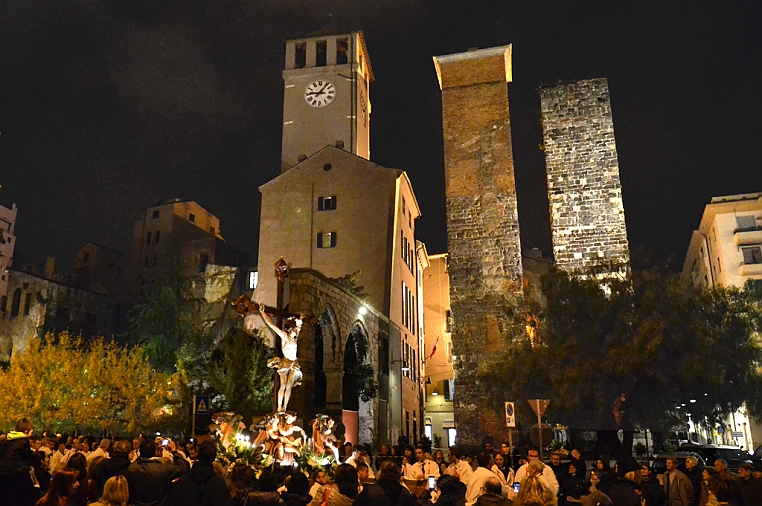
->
[651, 452, 707, 475]
[677, 443, 754, 471]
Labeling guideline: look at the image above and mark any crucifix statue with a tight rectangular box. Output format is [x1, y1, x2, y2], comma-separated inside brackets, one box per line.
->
[259, 303, 303, 412]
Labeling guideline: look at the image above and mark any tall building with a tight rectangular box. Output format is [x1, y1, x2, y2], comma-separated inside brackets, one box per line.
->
[126, 199, 246, 295]
[422, 253, 455, 448]
[73, 242, 126, 296]
[684, 193, 762, 290]
[254, 31, 424, 447]
[281, 31, 372, 171]
[0, 202, 17, 308]
[539, 78, 630, 276]
[433, 46, 524, 448]
[682, 192, 762, 451]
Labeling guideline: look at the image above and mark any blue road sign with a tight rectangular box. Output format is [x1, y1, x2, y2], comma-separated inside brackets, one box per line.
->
[194, 395, 209, 415]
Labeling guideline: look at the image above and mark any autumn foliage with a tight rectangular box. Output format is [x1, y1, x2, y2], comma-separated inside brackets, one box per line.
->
[0, 332, 189, 434]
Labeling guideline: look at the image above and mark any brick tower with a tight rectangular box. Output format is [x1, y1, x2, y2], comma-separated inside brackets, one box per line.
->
[433, 46, 524, 448]
[539, 78, 630, 276]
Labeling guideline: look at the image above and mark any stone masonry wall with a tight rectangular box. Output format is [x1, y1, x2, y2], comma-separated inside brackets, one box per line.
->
[434, 46, 524, 448]
[540, 78, 630, 275]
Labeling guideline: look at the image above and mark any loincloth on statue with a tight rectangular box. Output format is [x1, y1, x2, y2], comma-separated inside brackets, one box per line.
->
[267, 357, 303, 386]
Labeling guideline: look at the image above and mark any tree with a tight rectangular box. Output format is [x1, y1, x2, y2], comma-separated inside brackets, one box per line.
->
[0, 332, 187, 434]
[479, 265, 762, 455]
[206, 327, 274, 417]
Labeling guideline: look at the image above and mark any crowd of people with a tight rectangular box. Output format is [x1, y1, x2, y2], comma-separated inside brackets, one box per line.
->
[1, 417, 761, 506]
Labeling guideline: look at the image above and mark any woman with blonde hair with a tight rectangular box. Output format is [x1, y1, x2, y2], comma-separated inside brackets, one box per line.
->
[515, 475, 558, 506]
[92, 475, 129, 506]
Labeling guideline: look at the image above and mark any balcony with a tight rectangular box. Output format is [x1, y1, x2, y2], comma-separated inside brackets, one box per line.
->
[734, 227, 762, 245]
[740, 263, 762, 276]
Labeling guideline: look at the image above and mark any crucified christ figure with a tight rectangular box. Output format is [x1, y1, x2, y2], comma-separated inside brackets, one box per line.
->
[259, 303, 303, 412]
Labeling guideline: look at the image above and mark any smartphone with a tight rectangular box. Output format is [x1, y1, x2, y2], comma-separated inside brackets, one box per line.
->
[161, 439, 169, 446]
[428, 476, 436, 491]
[513, 483, 520, 493]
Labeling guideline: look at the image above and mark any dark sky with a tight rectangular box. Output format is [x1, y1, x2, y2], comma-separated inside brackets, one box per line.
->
[2, 0, 761, 270]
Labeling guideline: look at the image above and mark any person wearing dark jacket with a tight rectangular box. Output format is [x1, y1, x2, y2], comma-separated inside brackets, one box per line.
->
[639, 462, 666, 506]
[91, 440, 133, 495]
[559, 462, 587, 506]
[246, 471, 285, 506]
[280, 472, 312, 506]
[0, 417, 39, 506]
[738, 463, 762, 506]
[426, 474, 467, 506]
[171, 440, 231, 506]
[355, 460, 416, 506]
[475, 477, 512, 506]
[125, 439, 184, 506]
[607, 458, 642, 506]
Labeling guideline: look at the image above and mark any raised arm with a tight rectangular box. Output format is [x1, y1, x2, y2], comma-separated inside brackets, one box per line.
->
[259, 303, 284, 337]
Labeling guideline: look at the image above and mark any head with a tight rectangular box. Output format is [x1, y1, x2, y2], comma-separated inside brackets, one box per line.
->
[100, 438, 111, 451]
[88, 456, 106, 477]
[527, 448, 540, 462]
[81, 441, 90, 452]
[139, 439, 157, 459]
[568, 462, 578, 476]
[640, 462, 651, 478]
[380, 444, 390, 456]
[47, 469, 80, 500]
[501, 442, 510, 454]
[404, 445, 414, 457]
[57, 442, 67, 454]
[484, 442, 494, 454]
[15, 417, 34, 436]
[685, 456, 697, 470]
[197, 440, 218, 463]
[515, 475, 554, 506]
[66, 452, 88, 478]
[436, 474, 467, 499]
[550, 453, 561, 466]
[665, 457, 679, 472]
[527, 459, 544, 477]
[714, 459, 728, 474]
[30, 436, 42, 451]
[483, 476, 502, 495]
[230, 464, 254, 487]
[755, 467, 762, 480]
[286, 471, 310, 495]
[313, 469, 328, 485]
[738, 463, 754, 480]
[477, 451, 493, 469]
[334, 464, 359, 499]
[435, 449, 444, 461]
[258, 471, 279, 492]
[111, 440, 132, 459]
[100, 475, 129, 506]
[415, 447, 427, 463]
[702, 467, 719, 481]
[449, 446, 462, 463]
[494, 453, 505, 468]
[132, 438, 141, 450]
[378, 460, 402, 482]
[571, 449, 581, 460]
[356, 461, 370, 482]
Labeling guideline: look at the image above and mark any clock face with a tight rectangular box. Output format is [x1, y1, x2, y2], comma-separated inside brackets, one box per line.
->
[304, 80, 336, 108]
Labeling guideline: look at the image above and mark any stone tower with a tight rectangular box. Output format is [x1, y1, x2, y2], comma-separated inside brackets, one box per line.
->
[539, 78, 630, 275]
[281, 31, 372, 172]
[433, 46, 524, 448]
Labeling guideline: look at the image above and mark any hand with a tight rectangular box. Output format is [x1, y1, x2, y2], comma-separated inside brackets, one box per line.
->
[259, 303, 265, 313]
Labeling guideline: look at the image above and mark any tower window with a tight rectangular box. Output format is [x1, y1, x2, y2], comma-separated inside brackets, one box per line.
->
[189, 213, 195, 223]
[155, 230, 160, 243]
[152, 210, 159, 219]
[317, 232, 337, 248]
[199, 253, 209, 273]
[318, 196, 337, 211]
[83, 252, 90, 263]
[23, 292, 32, 315]
[10, 288, 21, 318]
[316, 41, 327, 67]
[146, 232, 152, 244]
[337, 38, 349, 64]
[295, 43, 306, 69]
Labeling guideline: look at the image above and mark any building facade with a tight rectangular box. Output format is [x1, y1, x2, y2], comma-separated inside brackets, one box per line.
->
[539, 78, 630, 276]
[126, 199, 246, 296]
[433, 45, 524, 448]
[684, 193, 762, 290]
[254, 32, 425, 447]
[0, 203, 18, 306]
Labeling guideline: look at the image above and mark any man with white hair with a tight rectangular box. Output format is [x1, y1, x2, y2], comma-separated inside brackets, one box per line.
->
[88, 438, 110, 461]
[512, 448, 558, 496]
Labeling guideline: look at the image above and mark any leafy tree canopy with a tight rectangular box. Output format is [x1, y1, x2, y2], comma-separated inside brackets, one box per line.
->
[480, 265, 762, 432]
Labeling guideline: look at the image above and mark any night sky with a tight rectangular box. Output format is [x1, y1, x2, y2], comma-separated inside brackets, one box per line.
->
[2, 0, 761, 270]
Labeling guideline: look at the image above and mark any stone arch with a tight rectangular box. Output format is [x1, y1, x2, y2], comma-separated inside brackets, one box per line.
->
[342, 320, 375, 444]
[10, 288, 21, 318]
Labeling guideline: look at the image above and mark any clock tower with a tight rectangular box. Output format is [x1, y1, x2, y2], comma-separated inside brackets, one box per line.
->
[281, 31, 373, 172]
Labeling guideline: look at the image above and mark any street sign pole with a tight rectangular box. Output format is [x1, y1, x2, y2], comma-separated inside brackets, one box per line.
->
[528, 399, 550, 460]
[505, 401, 516, 469]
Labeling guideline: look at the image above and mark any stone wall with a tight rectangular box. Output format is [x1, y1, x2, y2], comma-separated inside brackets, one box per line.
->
[434, 46, 524, 448]
[539, 78, 630, 275]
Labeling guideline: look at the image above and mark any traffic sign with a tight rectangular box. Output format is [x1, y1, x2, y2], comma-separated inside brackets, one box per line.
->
[194, 395, 209, 415]
[505, 402, 516, 428]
